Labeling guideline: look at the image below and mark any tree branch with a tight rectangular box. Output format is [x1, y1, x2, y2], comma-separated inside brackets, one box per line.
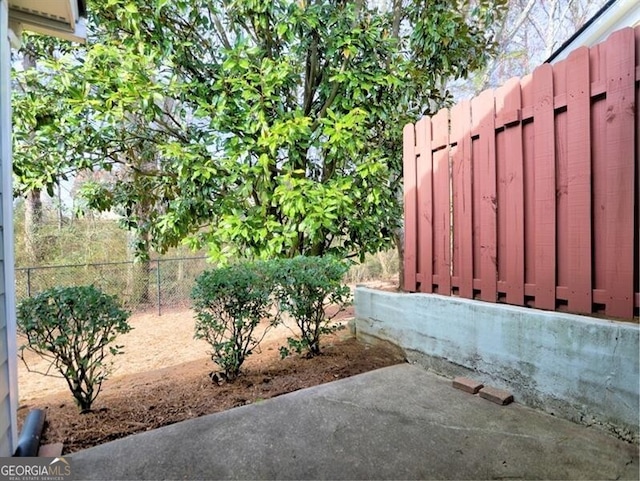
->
[211, 12, 232, 50]
[311, 57, 349, 131]
[391, 0, 403, 39]
[303, 34, 320, 116]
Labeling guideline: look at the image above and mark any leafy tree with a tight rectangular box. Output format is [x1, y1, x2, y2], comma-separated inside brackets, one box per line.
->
[17, 285, 132, 412]
[13, 39, 65, 263]
[12, 0, 506, 264]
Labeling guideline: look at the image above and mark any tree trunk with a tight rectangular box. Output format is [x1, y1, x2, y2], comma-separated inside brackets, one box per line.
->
[393, 226, 404, 291]
[22, 47, 45, 264]
[126, 231, 151, 306]
[57, 182, 64, 230]
[24, 189, 44, 263]
[135, 260, 151, 305]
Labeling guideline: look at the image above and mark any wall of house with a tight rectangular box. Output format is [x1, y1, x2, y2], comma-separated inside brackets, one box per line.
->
[354, 287, 640, 444]
[549, 0, 640, 63]
[0, 0, 19, 457]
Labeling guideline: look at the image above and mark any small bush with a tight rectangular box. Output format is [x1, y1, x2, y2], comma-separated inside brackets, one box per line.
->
[191, 262, 276, 381]
[17, 285, 131, 412]
[271, 256, 351, 357]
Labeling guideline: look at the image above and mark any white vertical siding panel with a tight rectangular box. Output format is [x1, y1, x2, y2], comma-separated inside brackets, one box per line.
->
[0, 362, 8, 399]
[0, 396, 10, 442]
[0, 0, 19, 456]
[0, 424, 10, 456]
[0, 328, 7, 365]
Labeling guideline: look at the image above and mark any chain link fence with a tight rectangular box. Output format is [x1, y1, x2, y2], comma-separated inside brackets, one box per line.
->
[15, 257, 210, 315]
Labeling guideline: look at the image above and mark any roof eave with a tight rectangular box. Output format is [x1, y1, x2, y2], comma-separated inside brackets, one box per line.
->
[8, 0, 86, 44]
[547, 0, 640, 63]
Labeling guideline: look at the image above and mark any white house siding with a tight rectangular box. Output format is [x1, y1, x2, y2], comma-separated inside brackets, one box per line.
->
[0, 0, 19, 457]
[549, 0, 640, 63]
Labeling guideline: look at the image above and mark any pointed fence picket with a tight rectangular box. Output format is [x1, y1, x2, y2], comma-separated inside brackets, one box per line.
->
[403, 26, 639, 320]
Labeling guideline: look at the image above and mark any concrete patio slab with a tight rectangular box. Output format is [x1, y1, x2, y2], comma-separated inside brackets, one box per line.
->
[70, 364, 639, 480]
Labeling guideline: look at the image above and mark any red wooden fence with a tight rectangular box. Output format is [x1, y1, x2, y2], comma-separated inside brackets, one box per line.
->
[403, 26, 640, 320]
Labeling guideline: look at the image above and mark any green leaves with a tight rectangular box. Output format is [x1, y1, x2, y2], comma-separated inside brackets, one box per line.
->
[192, 261, 275, 380]
[12, 0, 506, 263]
[17, 285, 131, 412]
[192, 256, 351, 375]
[269, 256, 351, 357]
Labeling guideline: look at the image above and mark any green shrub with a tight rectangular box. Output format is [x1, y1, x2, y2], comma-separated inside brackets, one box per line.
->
[271, 256, 351, 358]
[191, 262, 276, 381]
[17, 285, 131, 412]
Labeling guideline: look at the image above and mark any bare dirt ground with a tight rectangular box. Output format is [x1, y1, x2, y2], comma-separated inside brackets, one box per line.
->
[17, 281, 405, 454]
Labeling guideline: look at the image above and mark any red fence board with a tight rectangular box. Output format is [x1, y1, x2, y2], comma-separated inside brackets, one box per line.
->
[500, 78, 525, 305]
[603, 29, 635, 318]
[635, 27, 640, 313]
[566, 47, 592, 314]
[495, 93, 507, 298]
[403, 26, 640, 321]
[591, 54, 608, 296]
[554, 63, 569, 294]
[432, 109, 451, 295]
[402, 123, 417, 292]
[451, 101, 473, 299]
[473, 89, 498, 302]
[533, 63, 556, 310]
[521, 74, 536, 297]
[415, 117, 433, 293]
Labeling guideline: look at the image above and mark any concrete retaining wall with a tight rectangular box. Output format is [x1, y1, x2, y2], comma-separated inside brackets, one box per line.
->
[354, 287, 640, 443]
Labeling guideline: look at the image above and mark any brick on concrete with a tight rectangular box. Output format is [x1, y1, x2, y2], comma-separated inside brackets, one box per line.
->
[38, 443, 63, 457]
[479, 386, 514, 405]
[452, 377, 484, 394]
